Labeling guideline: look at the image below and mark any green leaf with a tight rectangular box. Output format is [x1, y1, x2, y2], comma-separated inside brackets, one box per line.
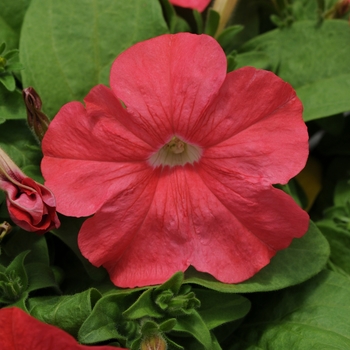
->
[204, 9, 220, 36]
[123, 288, 164, 319]
[234, 51, 271, 70]
[155, 271, 184, 295]
[0, 251, 29, 305]
[185, 221, 329, 293]
[296, 73, 350, 121]
[28, 288, 102, 337]
[0, 120, 41, 172]
[216, 25, 244, 53]
[0, 0, 31, 37]
[20, 0, 168, 118]
[0, 86, 26, 122]
[26, 263, 60, 293]
[78, 293, 134, 344]
[229, 270, 350, 349]
[0, 73, 16, 91]
[193, 9, 204, 34]
[241, 20, 350, 121]
[172, 310, 212, 350]
[318, 222, 350, 276]
[0, 18, 18, 51]
[194, 289, 251, 330]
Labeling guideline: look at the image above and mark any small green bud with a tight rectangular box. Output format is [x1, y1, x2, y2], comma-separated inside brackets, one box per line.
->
[0, 56, 7, 69]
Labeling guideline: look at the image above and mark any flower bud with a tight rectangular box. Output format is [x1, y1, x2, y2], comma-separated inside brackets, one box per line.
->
[140, 334, 167, 350]
[23, 87, 50, 142]
[0, 147, 60, 234]
[0, 221, 12, 241]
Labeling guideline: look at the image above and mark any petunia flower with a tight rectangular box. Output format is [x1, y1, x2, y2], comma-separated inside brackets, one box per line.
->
[41, 33, 309, 288]
[0, 147, 60, 234]
[169, 0, 211, 12]
[0, 307, 125, 350]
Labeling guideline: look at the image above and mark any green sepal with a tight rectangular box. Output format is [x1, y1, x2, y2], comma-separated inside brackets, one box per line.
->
[204, 9, 220, 36]
[0, 250, 29, 305]
[216, 25, 243, 53]
[123, 288, 164, 319]
[193, 9, 204, 34]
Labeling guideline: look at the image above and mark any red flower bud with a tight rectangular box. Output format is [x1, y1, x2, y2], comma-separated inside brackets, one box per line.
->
[23, 87, 50, 142]
[0, 147, 60, 234]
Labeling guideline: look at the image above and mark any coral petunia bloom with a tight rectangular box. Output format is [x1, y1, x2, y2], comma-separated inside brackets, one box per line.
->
[0, 147, 60, 234]
[169, 0, 211, 12]
[0, 307, 125, 350]
[41, 33, 309, 288]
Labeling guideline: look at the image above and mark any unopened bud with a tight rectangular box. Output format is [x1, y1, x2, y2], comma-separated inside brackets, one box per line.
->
[23, 87, 50, 142]
[0, 221, 12, 241]
[140, 334, 167, 350]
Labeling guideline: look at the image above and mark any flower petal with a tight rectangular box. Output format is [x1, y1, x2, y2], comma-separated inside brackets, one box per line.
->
[0, 307, 124, 350]
[78, 162, 307, 287]
[196, 159, 310, 266]
[110, 33, 227, 147]
[42, 85, 153, 217]
[169, 0, 211, 12]
[79, 166, 202, 288]
[192, 67, 308, 183]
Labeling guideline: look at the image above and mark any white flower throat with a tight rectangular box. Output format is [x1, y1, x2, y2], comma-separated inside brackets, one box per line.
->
[149, 136, 202, 167]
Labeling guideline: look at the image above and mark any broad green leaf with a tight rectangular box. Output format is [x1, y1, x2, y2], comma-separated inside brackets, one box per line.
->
[26, 263, 60, 293]
[0, 85, 26, 123]
[28, 288, 101, 337]
[229, 270, 350, 350]
[20, 0, 168, 118]
[0, 18, 18, 51]
[234, 51, 271, 70]
[296, 73, 350, 121]
[185, 221, 329, 293]
[194, 289, 251, 331]
[78, 293, 134, 344]
[241, 20, 350, 121]
[0, 120, 41, 173]
[0, 73, 16, 91]
[317, 222, 350, 276]
[0, 0, 31, 41]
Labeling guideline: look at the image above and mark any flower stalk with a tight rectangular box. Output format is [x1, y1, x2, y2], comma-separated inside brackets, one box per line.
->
[212, 0, 240, 36]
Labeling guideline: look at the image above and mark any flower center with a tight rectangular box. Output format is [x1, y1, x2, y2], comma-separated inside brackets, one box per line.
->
[149, 136, 202, 167]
